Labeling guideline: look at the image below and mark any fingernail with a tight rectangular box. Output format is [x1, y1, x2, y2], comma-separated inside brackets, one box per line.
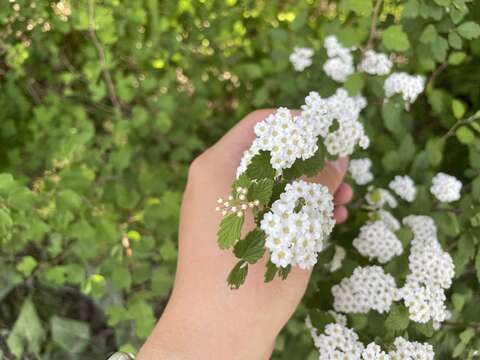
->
[332, 157, 349, 173]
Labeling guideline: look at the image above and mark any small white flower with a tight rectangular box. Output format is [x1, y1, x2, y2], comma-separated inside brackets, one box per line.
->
[389, 175, 417, 202]
[384, 72, 425, 104]
[289, 47, 314, 72]
[262, 180, 335, 269]
[430, 172, 462, 203]
[332, 266, 399, 314]
[353, 221, 403, 263]
[358, 50, 393, 76]
[349, 158, 373, 185]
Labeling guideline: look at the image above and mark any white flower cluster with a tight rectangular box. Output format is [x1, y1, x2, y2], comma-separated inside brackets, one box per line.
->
[260, 180, 335, 269]
[315, 323, 364, 359]
[389, 175, 417, 202]
[384, 72, 425, 104]
[349, 158, 373, 185]
[378, 209, 401, 231]
[305, 311, 347, 347]
[386, 337, 435, 360]
[215, 187, 259, 217]
[366, 187, 398, 209]
[332, 266, 399, 314]
[289, 46, 314, 72]
[430, 172, 462, 203]
[237, 89, 369, 177]
[236, 107, 318, 177]
[323, 35, 355, 82]
[358, 50, 393, 76]
[308, 319, 435, 359]
[400, 215, 454, 323]
[312, 89, 369, 156]
[353, 221, 403, 263]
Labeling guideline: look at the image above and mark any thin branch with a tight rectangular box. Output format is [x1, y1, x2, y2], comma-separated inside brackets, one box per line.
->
[427, 62, 447, 88]
[365, 0, 384, 51]
[87, 0, 122, 114]
[443, 112, 480, 139]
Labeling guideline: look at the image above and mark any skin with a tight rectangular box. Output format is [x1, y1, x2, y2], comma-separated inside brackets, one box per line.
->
[137, 110, 353, 360]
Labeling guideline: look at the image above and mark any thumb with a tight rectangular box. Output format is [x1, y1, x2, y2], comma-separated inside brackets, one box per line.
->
[305, 157, 349, 195]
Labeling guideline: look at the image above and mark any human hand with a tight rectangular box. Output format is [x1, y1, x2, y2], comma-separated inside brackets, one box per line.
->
[137, 110, 353, 360]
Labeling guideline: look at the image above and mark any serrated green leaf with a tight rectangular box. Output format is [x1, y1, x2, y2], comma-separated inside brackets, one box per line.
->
[420, 24, 438, 43]
[246, 151, 275, 180]
[278, 264, 292, 279]
[227, 260, 248, 289]
[217, 214, 244, 249]
[343, 0, 373, 15]
[309, 310, 335, 333]
[264, 259, 278, 283]
[448, 31, 463, 49]
[233, 229, 266, 264]
[248, 178, 274, 205]
[382, 25, 410, 52]
[385, 304, 410, 332]
[457, 22, 480, 40]
[283, 142, 325, 181]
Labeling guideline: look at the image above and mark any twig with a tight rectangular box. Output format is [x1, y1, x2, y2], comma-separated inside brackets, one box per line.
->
[365, 0, 384, 51]
[87, 0, 122, 114]
[443, 112, 480, 139]
[427, 62, 447, 88]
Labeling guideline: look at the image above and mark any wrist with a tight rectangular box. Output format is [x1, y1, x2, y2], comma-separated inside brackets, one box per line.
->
[138, 294, 275, 360]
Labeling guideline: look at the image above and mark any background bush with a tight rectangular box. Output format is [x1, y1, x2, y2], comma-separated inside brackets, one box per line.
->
[0, 0, 479, 359]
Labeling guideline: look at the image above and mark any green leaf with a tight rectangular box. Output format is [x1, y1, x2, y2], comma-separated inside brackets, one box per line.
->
[16, 256, 38, 277]
[453, 328, 475, 357]
[420, 24, 438, 43]
[448, 51, 467, 66]
[431, 36, 449, 62]
[452, 99, 466, 119]
[50, 316, 90, 354]
[448, 31, 463, 49]
[283, 142, 325, 181]
[227, 260, 248, 289]
[344, 73, 364, 96]
[246, 151, 275, 180]
[7, 298, 45, 358]
[403, 0, 419, 18]
[343, 0, 373, 15]
[264, 259, 278, 283]
[248, 178, 274, 205]
[456, 126, 475, 144]
[308, 310, 335, 333]
[384, 304, 410, 332]
[382, 25, 411, 52]
[233, 229, 266, 264]
[476, 248, 480, 284]
[452, 293, 466, 312]
[217, 214, 244, 249]
[457, 22, 480, 40]
[278, 264, 292, 279]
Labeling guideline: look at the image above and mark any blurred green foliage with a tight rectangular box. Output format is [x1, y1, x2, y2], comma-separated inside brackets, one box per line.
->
[0, 0, 480, 359]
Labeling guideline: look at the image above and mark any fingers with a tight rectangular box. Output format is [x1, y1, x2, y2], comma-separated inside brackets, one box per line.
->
[333, 206, 348, 223]
[334, 183, 353, 205]
[306, 157, 349, 195]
